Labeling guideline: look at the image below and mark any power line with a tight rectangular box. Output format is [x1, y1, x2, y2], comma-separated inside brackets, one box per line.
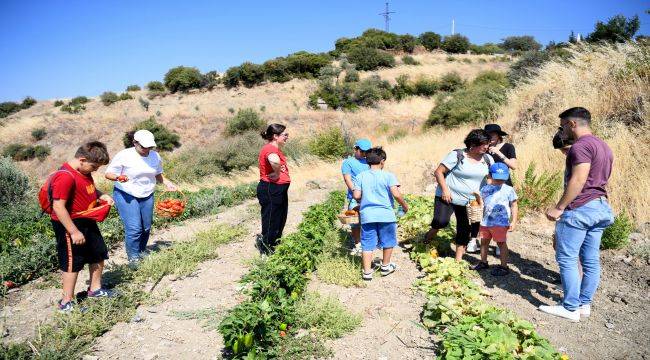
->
[379, 2, 395, 32]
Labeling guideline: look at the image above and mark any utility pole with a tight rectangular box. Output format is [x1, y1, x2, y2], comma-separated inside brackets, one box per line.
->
[379, 2, 395, 32]
[451, 19, 455, 35]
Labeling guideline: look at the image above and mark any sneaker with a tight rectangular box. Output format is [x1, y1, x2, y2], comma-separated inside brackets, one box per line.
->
[466, 238, 479, 253]
[538, 305, 580, 322]
[87, 288, 117, 298]
[380, 263, 397, 277]
[490, 265, 510, 276]
[495, 246, 501, 257]
[58, 300, 74, 313]
[579, 304, 591, 318]
[471, 261, 489, 271]
[362, 271, 373, 281]
[349, 243, 362, 256]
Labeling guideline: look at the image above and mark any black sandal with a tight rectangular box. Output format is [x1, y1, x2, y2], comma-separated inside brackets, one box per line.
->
[491, 265, 510, 276]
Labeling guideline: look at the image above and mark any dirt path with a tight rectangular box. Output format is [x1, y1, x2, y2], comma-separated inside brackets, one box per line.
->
[463, 219, 650, 360]
[89, 184, 333, 359]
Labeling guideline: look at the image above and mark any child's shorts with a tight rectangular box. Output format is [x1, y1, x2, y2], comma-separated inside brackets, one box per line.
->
[479, 226, 509, 243]
[361, 222, 397, 251]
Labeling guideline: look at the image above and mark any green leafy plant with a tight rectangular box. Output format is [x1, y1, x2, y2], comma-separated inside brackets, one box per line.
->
[164, 66, 203, 93]
[21, 96, 37, 109]
[126, 84, 141, 92]
[31, 127, 47, 140]
[513, 163, 562, 217]
[0, 102, 22, 118]
[119, 92, 133, 101]
[308, 127, 351, 159]
[225, 108, 265, 136]
[146, 81, 166, 92]
[419, 31, 442, 51]
[123, 116, 181, 151]
[601, 213, 633, 250]
[100, 91, 120, 106]
[442, 34, 471, 54]
[53, 100, 64, 107]
[347, 46, 395, 71]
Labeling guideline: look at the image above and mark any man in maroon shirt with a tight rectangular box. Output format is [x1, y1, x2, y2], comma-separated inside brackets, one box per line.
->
[50, 141, 114, 312]
[540, 107, 614, 322]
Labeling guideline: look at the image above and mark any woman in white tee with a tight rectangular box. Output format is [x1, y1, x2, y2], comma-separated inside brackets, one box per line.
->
[105, 130, 177, 262]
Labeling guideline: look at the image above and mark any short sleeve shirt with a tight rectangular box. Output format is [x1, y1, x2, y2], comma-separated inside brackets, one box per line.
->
[50, 163, 99, 221]
[435, 150, 493, 206]
[105, 147, 163, 198]
[480, 183, 517, 227]
[341, 156, 369, 199]
[353, 169, 399, 224]
[258, 143, 291, 184]
[565, 135, 613, 210]
[493, 143, 516, 186]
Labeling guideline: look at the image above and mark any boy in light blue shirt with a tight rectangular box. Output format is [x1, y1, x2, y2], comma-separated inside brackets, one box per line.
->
[353, 147, 408, 281]
[341, 139, 371, 255]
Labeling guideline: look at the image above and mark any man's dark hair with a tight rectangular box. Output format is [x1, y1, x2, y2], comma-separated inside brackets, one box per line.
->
[559, 107, 591, 124]
[365, 147, 386, 165]
[463, 129, 490, 149]
[75, 141, 110, 165]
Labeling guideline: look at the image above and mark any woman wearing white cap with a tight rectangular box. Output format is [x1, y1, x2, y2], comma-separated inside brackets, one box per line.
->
[105, 129, 177, 263]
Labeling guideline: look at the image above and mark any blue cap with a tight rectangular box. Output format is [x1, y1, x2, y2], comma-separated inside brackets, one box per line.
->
[489, 162, 510, 180]
[354, 139, 372, 151]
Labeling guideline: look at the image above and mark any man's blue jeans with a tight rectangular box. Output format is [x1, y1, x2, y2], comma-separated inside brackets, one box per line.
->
[555, 197, 614, 311]
[113, 188, 154, 261]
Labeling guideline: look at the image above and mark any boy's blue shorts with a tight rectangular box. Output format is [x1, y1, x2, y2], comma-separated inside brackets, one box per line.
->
[360, 222, 397, 251]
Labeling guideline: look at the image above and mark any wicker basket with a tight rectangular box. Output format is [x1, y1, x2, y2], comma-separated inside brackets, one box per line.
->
[155, 190, 187, 218]
[466, 203, 483, 223]
[337, 213, 359, 225]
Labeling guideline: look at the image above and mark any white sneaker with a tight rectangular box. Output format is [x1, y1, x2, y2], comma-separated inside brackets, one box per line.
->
[495, 246, 501, 257]
[538, 305, 580, 322]
[579, 304, 591, 318]
[466, 238, 479, 253]
[349, 243, 362, 256]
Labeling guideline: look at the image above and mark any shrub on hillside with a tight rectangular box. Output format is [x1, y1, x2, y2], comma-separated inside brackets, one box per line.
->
[146, 81, 166, 92]
[442, 34, 471, 54]
[119, 92, 133, 101]
[138, 97, 150, 111]
[263, 58, 291, 83]
[398, 34, 418, 53]
[426, 79, 508, 127]
[0, 102, 22, 118]
[310, 75, 391, 110]
[126, 85, 141, 92]
[392, 74, 415, 100]
[354, 75, 392, 107]
[412, 77, 439, 96]
[0, 156, 30, 207]
[2, 144, 50, 161]
[438, 72, 465, 92]
[31, 127, 47, 141]
[202, 70, 220, 90]
[60, 103, 85, 114]
[473, 70, 510, 87]
[308, 128, 350, 159]
[402, 55, 420, 65]
[21, 96, 37, 109]
[222, 66, 241, 89]
[238, 62, 265, 88]
[501, 36, 542, 53]
[601, 213, 633, 250]
[164, 66, 203, 93]
[100, 91, 120, 106]
[70, 96, 90, 105]
[284, 51, 331, 79]
[419, 31, 442, 51]
[53, 100, 64, 107]
[343, 69, 359, 82]
[512, 163, 562, 216]
[587, 14, 640, 43]
[225, 108, 265, 136]
[347, 46, 395, 71]
[470, 43, 504, 55]
[123, 117, 180, 151]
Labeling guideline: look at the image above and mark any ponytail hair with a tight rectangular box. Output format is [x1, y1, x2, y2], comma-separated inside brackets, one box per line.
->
[260, 123, 286, 141]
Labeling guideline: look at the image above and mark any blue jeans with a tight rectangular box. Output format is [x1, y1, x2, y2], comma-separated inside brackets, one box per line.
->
[113, 188, 154, 261]
[555, 198, 614, 311]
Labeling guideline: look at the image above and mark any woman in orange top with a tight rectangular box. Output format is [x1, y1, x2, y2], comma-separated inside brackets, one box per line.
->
[256, 123, 291, 254]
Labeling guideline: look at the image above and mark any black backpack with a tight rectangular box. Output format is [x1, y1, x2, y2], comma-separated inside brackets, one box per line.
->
[447, 149, 493, 175]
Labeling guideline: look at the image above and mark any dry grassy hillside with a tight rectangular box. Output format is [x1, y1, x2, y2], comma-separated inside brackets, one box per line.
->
[0, 53, 507, 179]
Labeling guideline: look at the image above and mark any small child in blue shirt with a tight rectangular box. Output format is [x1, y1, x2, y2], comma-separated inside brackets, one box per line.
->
[471, 162, 518, 276]
[353, 147, 408, 281]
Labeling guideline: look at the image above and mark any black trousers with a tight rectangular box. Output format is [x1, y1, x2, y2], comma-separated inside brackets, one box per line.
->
[430, 196, 479, 246]
[256, 181, 290, 253]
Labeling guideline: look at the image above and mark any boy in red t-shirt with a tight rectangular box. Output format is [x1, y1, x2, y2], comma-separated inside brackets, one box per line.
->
[49, 141, 114, 312]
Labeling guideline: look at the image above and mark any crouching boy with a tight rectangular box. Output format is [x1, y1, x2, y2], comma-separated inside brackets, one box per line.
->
[471, 162, 518, 276]
[49, 141, 115, 312]
[353, 147, 408, 281]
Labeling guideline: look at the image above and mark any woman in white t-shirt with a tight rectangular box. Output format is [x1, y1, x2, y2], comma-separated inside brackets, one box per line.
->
[105, 129, 177, 262]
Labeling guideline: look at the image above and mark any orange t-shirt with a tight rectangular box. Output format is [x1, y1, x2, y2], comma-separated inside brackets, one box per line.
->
[50, 163, 100, 221]
[258, 143, 290, 184]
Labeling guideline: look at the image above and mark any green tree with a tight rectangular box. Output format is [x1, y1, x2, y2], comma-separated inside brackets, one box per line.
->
[222, 66, 241, 89]
[441, 34, 471, 54]
[501, 36, 542, 52]
[163, 66, 203, 93]
[238, 62, 265, 88]
[21, 96, 37, 109]
[587, 14, 640, 43]
[419, 32, 442, 51]
[123, 117, 181, 151]
[0, 102, 22, 118]
[146, 81, 166, 92]
[100, 91, 120, 106]
[347, 46, 395, 71]
[126, 85, 141, 92]
[225, 108, 265, 136]
[398, 34, 418, 53]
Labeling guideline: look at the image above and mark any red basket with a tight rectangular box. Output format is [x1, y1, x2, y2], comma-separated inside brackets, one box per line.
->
[155, 191, 187, 218]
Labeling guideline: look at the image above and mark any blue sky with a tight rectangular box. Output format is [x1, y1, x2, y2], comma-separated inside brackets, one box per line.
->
[1, 0, 648, 102]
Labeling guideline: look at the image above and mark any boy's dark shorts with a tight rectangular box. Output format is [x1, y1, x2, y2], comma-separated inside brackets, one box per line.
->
[51, 219, 109, 273]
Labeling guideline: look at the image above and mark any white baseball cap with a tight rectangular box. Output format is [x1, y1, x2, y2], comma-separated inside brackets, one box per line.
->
[133, 129, 156, 148]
